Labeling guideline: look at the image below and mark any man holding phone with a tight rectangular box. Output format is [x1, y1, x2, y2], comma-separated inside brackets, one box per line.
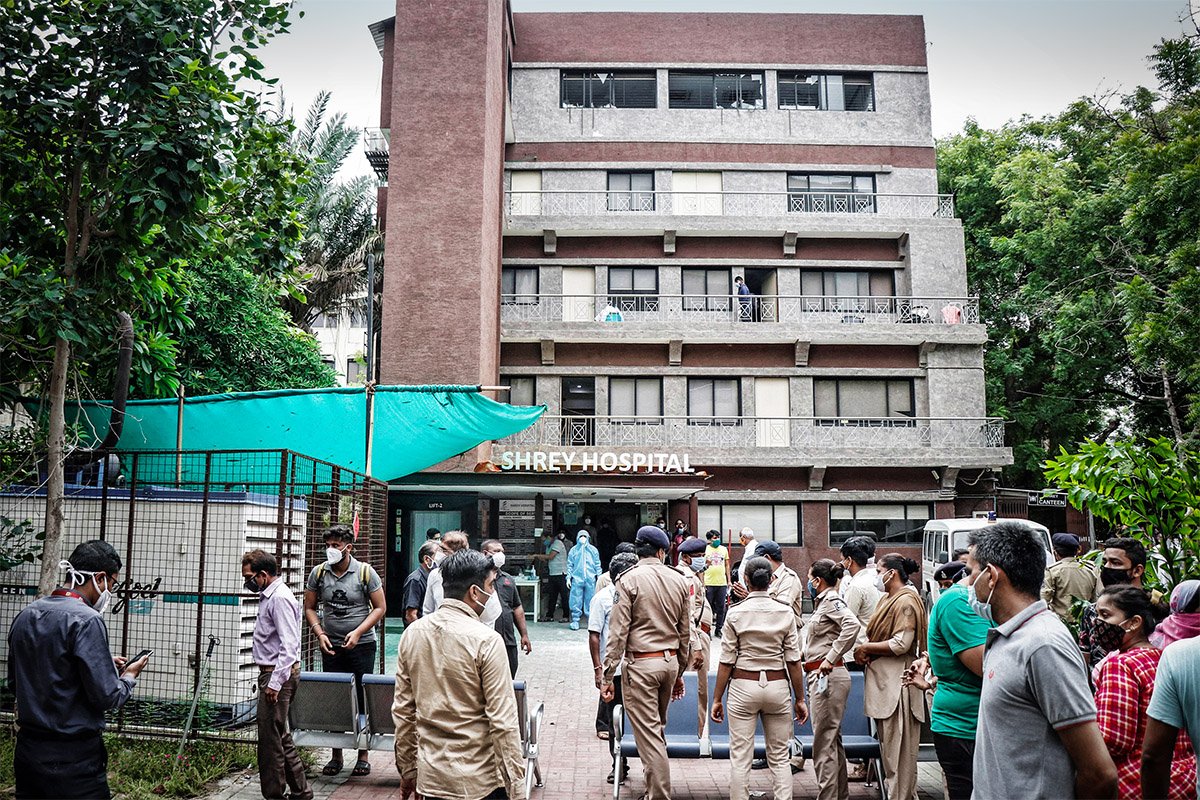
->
[303, 525, 385, 778]
[7, 540, 150, 799]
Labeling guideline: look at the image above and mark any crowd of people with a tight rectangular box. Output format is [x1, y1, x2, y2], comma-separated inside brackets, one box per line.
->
[8, 520, 1200, 800]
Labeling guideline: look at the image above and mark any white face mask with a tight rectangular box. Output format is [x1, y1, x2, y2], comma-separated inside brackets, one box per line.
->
[59, 560, 113, 613]
[967, 572, 996, 624]
[873, 569, 891, 593]
[690, 556, 707, 572]
[325, 547, 345, 566]
[433, 550, 447, 565]
[491, 551, 506, 569]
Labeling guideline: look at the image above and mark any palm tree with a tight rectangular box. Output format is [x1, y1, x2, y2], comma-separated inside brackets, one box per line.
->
[281, 90, 380, 332]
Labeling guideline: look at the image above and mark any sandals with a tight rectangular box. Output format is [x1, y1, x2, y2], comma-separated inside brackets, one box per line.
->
[352, 759, 372, 777]
[321, 759, 342, 776]
[596, 730, 610, 740]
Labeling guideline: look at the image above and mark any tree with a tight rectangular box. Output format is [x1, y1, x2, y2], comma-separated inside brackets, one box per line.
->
[0, 0, 298, 594]
[1045, 438, 1200, 590]
[938, 34, 1200, 484]
[278, 91, 379, 331]
[172, 258, 336, 394]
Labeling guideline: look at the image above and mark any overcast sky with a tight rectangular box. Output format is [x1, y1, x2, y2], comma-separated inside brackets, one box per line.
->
[258, 0, 1196, 180]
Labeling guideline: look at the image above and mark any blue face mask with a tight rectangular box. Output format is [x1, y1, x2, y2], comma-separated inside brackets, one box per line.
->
[967, 575, 995, 624]
[807, 579, 819, 600]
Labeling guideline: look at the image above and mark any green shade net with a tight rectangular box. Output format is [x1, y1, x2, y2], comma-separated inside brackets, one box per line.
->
[47, 385, 543, 483]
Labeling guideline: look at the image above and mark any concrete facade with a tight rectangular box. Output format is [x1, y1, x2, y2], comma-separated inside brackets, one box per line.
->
[372, 6, 1011, 585]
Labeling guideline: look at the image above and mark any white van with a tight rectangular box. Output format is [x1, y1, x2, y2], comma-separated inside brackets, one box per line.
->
[920, 518, 1052, 604]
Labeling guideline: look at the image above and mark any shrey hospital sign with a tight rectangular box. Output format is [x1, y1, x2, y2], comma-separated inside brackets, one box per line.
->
[498, 450, 696, 474]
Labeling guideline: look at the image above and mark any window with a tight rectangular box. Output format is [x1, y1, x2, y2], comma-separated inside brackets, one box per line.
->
[668, 71, 764, 109]
[560, 70, 657, 108]
[608, 267, 658, 313]
[688, 378, 740, 424]
[829, 503, 932, 545]
[312, 312, 331, 329]
[349, 305, 368, 327]
[346, 358, 364, 385]
[697, 504, 800, 545]
[787, 173, 876, 213]
[813, 379, 915, 425]
[609, 377, 662, 420]
[607, 172, 655, 212]
[778, 72, 874, 111]
[500, 375, 536, 406]
[501, 267, 539, 304]
[801, 272, 897, 307]
[682, 268, 732, 312]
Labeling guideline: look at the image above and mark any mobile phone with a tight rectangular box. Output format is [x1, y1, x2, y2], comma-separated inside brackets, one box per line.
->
[121, 648, 153, 673]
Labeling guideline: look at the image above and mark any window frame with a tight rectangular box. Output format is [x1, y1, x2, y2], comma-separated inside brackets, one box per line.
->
[668, 70, 766, 110]
[787, 173, 877, 214]
[828, 503, 932, 546]
[681, 268, 733, 312]
[698, 503, 802, 545]
[607, 171, 656, 212]
[687, 377, 742, 425]
[560, 70, 658, 109]
[608, 376, 663, 422]
[777, 71, 875, 112]
[813, 378, 916, 426]
[501, 267, 540, 305]
[500, 374, 537, 407]
[607, 266, 659, 313]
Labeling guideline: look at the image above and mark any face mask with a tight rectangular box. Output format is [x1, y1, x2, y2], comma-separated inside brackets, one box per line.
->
[491, 552, 506, 569]
[873, 570, 891, 593]
[967, 575, 995, 624]
[244, 575, 263, 594]
[707, 539, 719, 548]
[433, 550, 447, 565]
[1100, 567, 1133, 587]
[471, 585, 495, 617]
[325, 547, 345, 566]
[92, 574, 113, 614]
[1092, 617, 1132, 653]
[690, 556, 707, 572]
[808, 580, 819, 600]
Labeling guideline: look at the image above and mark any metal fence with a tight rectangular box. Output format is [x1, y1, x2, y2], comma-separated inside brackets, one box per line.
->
[0, 449, 388, 741]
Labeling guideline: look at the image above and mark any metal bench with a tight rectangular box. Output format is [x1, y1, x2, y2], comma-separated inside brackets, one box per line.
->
[612, 670, 885, 800]
[287, 671, 363, 750]
[357, 673, 544, 797]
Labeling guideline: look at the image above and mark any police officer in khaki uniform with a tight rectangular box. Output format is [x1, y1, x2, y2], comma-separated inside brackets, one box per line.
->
[601, 525, 691, 800]
[751, 540, 807, 772]
[712, 557, 809, 800]
[803, 558, 861, 800]
[676, 536, 715, 736]
[1040, 533, 1098, 622]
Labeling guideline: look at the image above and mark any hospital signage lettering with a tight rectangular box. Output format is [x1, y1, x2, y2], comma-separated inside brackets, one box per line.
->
[499, 450, 695, 474]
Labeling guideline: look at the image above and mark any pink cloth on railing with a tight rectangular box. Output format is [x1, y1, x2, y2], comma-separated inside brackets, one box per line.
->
[941, 304, 963, 324]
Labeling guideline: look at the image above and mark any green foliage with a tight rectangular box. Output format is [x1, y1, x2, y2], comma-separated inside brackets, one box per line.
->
[939, 35, 1200, 484]
[1045, 438, 1200, 590]
[172, 258, 335, 394]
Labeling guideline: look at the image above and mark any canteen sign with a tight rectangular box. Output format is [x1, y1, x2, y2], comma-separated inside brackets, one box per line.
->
[499, 450, 696, 474]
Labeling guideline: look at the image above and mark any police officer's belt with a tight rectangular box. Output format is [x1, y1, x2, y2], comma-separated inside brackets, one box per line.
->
[632, 649, 677, 659]
[803, 658, 844, 673]
[732, 668, 787, 681]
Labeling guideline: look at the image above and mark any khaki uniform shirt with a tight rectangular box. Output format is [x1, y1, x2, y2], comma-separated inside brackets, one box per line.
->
[720, 592, 803, 670]
[1040, 557, 1098, 620]
[674, 565, 714, 655]
[768, 564, 805, 632]
[392, 599, 526, 799]
[602, 558, 691, 682]
[802, 588, 861, 665]
[842, 567, 883, 647]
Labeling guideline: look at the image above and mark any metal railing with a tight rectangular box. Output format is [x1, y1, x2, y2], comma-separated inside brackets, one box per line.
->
[504, 190, 956, 219]
[498, 415, 1006, 451]
[501, 294, 979, 325]
[363, 128, 389, 180]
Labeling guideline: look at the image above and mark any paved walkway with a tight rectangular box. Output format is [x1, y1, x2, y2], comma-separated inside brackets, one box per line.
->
[203, 621, 947, 800]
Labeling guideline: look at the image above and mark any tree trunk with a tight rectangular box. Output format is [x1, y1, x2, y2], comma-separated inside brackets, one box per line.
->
[1162, 364, 1185, 454]
[38, 335, 71, 597]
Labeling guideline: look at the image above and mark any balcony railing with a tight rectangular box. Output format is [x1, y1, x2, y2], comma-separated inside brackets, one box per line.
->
[504, 191, 956, 219]
[501, 294, 980, 325]
[497, 415, 1006, 451]
[363, 128, 389, 181]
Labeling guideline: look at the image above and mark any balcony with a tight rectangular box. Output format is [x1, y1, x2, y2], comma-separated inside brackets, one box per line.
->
[501, 294, 980, 334]
[495, 415, 1008, 467]
[363, 128, 389, 181]
[505, 190, 955, 221]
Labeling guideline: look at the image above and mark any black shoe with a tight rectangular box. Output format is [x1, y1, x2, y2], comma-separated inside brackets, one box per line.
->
[751, 758, 768, 770]
[606, 767, 629, 784]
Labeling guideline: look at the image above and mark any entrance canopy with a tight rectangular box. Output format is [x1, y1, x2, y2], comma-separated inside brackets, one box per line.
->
[48, 385, 544, 483]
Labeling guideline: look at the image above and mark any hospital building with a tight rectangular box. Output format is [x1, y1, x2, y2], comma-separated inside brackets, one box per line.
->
[364, 3, 1013, 607]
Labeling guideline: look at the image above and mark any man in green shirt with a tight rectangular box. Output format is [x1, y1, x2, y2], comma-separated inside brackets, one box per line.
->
[914, 559, 990, 800]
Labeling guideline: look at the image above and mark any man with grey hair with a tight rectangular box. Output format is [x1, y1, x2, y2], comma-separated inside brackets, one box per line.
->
[969, 522, 1117, 800]
[422, 531, 501, 626]
[403, 539, 446, 624]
